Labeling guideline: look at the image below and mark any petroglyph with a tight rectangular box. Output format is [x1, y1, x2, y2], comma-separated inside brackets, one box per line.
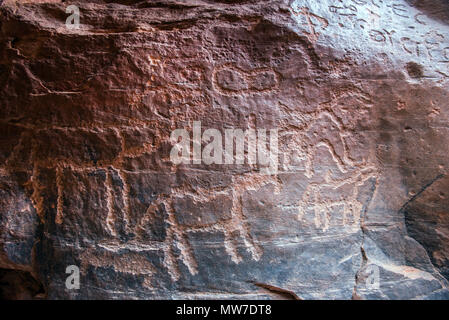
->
[278, 86, 378, 231]
[132, 173, 279, 279]
[3, 0, 449, 300]
[329, 5, 358, 17]
[369, 29, 395, 44]
[13, 65, 378, 284]
[291, 7, 329, 42]
[391, 3, 409, 18]
[414, 13, 426, 25]
[80, 248, 155, 286]
[55, 166, 64, 225]
[297, 167, 377, 231]
[279, 87, 373, 177]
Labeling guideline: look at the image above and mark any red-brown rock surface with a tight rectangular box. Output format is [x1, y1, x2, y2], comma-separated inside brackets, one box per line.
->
[0, 0, 448, 299]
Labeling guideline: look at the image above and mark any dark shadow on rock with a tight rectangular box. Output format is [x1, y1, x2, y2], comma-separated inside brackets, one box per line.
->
[0, 268, 45, 300]
[406, 0, 449, 24]
[402, 175, 449, 281]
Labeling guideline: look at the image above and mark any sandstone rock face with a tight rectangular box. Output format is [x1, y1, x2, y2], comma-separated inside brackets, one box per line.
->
[0, 0, 448, 299]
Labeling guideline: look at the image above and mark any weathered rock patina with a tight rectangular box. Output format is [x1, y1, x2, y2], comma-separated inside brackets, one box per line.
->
[0, 0, 448, 299]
